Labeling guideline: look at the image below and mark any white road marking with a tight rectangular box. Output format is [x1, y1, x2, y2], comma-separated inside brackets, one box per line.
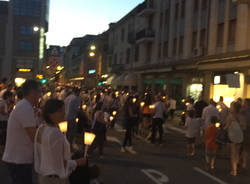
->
[193, 167, 228, 184]
[106, 136, 121, 145]
[141, 169, 169, 184]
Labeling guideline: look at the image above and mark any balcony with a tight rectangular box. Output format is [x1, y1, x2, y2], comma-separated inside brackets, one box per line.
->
[136, 29, 155, 44]
[137, 0, 155, 17]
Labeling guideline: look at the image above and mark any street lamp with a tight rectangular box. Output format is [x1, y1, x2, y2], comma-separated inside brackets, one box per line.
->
[90, 45, 96, 50]
[89, 52, 95, 57]
[33, 26, 39, 32]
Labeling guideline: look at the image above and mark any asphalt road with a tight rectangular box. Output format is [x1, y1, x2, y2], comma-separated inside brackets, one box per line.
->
[0, 124, 249, 184]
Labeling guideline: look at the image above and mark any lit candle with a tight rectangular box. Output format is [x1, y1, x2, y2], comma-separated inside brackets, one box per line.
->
[109, 116, 114, 121]
[75, 118, 79, 123]
[149, 105, 155, 109]
[58, 121, 68, 133]
[182, 112, 185, 115]
[182, 99, 185, 103]
[144, 92, 148, 96]
[140, 102, 145, 107]
[82, 104, 87, 110]
[162, 96, 166, 100]
[84, 132, 96, 157]
[112, 111, 117, 116]
[185, 102, 190, 106]
[47, 92, 51, 97]
[132, 98, 137, 103]
[215, 122, 221, 128]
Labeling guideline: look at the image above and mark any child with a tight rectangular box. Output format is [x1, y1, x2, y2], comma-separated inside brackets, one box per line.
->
[205, 116, 219, 170]
[185, 110, 200, 156]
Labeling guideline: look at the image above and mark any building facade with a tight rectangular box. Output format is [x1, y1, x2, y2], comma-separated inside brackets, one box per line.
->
[105, 0, 250, 106]
[2, 0, 49, 83]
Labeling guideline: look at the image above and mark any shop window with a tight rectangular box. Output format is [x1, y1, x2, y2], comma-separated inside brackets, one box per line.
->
[20, 26, 33, 35]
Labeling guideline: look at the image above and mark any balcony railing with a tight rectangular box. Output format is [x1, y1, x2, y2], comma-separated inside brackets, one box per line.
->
[136, 29, 155, 43]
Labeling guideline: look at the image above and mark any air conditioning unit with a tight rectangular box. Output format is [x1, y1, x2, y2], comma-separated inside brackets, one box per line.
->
[192, 47, 204, 57]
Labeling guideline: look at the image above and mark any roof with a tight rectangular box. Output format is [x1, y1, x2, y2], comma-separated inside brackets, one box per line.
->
[69, 34, 98, 46]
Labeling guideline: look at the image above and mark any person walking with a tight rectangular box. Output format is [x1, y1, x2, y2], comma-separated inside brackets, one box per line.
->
[151, 95, 165, 145]
[34, 99, 87, 184]
[185, 110, 200, 156]
[205, 116, 219, 170]
[2, 80, 41, 184]
[89, 102, 108, 158]
[240, 99, 250, 170]
[121, 96, 137, 154]
[64, 87, 81, 144]
[168, 97, 176, 120]
[202, 99, 219, 129]
[225, 102, 246, 176]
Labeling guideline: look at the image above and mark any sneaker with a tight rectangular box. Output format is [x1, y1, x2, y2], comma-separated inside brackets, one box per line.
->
[126, 146, 137, 154]
[121, 147, 126, 153]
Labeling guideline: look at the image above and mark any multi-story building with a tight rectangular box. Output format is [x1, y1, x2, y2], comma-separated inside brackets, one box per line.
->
[2, 0, 49, 84]
[0, 1, 9, 75]
[106, 0, 250, 106]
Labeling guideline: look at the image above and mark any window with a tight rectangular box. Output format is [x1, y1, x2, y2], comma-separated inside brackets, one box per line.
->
[181, 0, 185, 18]
[158, 43, 162, 59]
[121, 28, 125, 42]
[200, 29, 206, 47]
[146, 43, 152, 62]
[201, 0, 207, 10]
[13, 0, 41, 17]
[159, 12, 163, 29]
[163, 41, 168, 57]
[114, 54, 117, 65]
[173, 39, 177, 56]
[135, 45, 139, 62]
[228, 20, 236, 44]
[19, 41, 33, 51]
[194, 0, 199, 11]
[119, 52, 123, 64]
[192, 32, 197, 50]
[217, 23, 224, 47]
[126, 48, 130, 64]
[179, 36, 184, 55]
[20, 26, 33, 35]
[175, 3, 179, 19]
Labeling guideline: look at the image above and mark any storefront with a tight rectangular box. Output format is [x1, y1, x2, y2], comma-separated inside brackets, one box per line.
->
[211, 72, 244, 107]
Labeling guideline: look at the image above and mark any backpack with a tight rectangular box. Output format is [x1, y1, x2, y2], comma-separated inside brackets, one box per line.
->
[228, 120, 244, 144]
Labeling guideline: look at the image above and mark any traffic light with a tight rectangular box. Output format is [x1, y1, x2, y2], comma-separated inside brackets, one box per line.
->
[41, 79, 47, 84]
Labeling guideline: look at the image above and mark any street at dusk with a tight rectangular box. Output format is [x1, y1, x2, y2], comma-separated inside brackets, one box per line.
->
[0, 0, 250, 184]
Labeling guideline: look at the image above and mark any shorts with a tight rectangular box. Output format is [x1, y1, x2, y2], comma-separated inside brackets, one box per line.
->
[205, 149, 216, 159]
[187, 137, 196, 144]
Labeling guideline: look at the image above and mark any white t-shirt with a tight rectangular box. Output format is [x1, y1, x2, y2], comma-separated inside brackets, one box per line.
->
[153, 101, 165, 119]
[34, 125, 77, 179]
[185, 117, 200, 138]
[201, 104, 219, 128]
[2, 99, 37, 164]
[169, 99, 176, 110]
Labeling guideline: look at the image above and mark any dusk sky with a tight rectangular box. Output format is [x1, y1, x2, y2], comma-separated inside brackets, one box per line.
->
[47, 0, 144, 46]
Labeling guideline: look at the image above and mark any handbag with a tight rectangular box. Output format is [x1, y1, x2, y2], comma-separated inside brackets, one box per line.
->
[216, 128, 229, 145]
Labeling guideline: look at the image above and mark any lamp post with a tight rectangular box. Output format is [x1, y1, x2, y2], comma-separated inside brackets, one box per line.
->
[84, 132, 96, 158]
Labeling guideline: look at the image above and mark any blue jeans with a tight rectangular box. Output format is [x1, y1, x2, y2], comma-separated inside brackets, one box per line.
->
[6, 163, 33, 184]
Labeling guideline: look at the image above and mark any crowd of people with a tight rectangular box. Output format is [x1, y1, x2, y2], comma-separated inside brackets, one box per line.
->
[0, 78, 249, 184]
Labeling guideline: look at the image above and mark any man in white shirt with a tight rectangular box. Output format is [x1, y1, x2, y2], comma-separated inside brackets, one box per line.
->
[2, 80, 41, 184]
[202, 99, 219, 128]
[151, 95, 165, 144]
[65, 87, 81, 143]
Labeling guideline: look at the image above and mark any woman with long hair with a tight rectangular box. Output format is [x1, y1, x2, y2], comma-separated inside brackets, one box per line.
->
[121, 96, 137, 154]
[34, 99, 86, 184]
[225, 102, 246, 176]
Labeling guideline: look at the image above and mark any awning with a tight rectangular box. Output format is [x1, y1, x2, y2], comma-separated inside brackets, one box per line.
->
[123, 72, 138, 86]
[106, 74, 116, 85]
[111, 73, 127, 85]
